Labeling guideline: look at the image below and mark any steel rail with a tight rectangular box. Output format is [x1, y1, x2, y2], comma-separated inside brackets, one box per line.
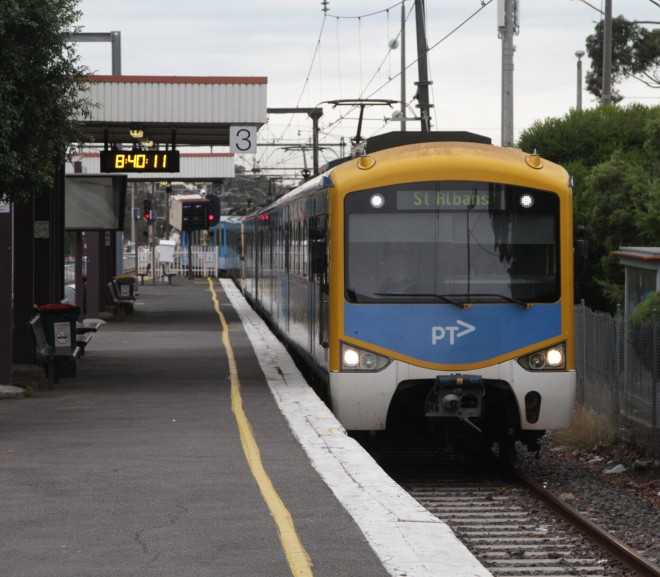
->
[515, 468, 660, 577]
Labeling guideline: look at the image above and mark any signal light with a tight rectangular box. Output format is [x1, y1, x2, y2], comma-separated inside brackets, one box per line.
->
[207, 195, 221, 226]
[143, 199, 153, 224]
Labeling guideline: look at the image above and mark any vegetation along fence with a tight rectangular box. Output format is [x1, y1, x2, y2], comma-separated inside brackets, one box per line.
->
[574, 302, 659, 455]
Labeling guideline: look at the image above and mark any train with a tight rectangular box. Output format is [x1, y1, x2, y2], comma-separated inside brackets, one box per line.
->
[219, 132, 577, 456]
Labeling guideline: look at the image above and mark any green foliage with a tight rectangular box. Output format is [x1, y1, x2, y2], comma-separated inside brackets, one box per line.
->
[629, 291, 660, 330]
[0, 0, 90, 204]
[628, 291, 660, 371]
[518, 104, 659, 312]
[517, 104, 658, 168]
[582, 150, 652, 249]
[585, 16, 660, 101]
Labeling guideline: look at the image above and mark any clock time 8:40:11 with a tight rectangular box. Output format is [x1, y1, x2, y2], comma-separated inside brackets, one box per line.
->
[100, 150, 180, 173]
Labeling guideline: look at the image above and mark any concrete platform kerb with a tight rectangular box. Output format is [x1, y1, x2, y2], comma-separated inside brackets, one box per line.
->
[220, 279, 491, 577]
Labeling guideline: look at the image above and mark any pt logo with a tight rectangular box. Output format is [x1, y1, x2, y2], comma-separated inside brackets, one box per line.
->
[431, 320, 476, 345]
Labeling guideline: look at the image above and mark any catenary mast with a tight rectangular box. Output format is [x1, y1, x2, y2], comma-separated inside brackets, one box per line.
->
[499, 0, 518, 146]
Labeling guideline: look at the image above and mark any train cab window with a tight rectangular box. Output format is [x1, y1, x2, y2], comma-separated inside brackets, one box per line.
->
[344, 181, 560, 305]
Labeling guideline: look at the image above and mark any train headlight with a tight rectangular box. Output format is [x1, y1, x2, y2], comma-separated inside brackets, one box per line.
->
[369, 193, 385, 209]
[520, 193, 534, 208]
[343, 348, 360, 368]
[518, 343, 566, 371]
[529, 352, 546, 369]
[546, 347, 564, 367]
[360, 352, 378, 370]
[341, 343, 391, 371]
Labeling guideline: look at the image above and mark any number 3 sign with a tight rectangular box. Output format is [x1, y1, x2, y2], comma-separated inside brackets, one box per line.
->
[229, 126, 257, 154]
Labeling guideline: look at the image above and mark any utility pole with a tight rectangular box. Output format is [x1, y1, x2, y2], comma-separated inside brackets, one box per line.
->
[602, 0, 613, 104]
[414, 0, 432, 132]
[499, 0, 517, 147]
[575, 50, 585, 110]
[400, 1, 407, 132]
[266, 108, 323, 176]
[150, 182, 157, 286]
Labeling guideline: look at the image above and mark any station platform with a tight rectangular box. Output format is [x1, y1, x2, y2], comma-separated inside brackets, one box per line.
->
[0, 277, 490, 577]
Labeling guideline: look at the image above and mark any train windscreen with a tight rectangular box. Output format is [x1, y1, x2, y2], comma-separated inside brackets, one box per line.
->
[344, 181, 560, 305]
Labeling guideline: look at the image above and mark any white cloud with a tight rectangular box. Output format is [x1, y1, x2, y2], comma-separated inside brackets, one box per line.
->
[75, 0, 659, 173]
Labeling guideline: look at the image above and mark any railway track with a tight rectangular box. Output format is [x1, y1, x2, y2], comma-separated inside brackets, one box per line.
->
[372, 445, 660, 577]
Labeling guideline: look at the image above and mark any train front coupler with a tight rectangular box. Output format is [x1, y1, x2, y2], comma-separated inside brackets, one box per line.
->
[425, 374, 484, 432]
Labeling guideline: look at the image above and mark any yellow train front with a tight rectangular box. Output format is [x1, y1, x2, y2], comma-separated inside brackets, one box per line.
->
[241, 133, 576, 454]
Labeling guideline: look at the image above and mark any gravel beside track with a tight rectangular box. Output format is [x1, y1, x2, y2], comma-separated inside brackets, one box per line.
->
[516, 439, 660, 571]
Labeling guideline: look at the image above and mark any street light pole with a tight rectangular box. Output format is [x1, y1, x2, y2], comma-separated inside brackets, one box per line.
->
[400, 0, 407, 133]
[602, 0, 613, 104]
[575, 50, 585, 110]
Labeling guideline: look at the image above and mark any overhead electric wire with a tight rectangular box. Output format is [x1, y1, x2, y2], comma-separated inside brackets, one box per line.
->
[294, 13, 328, 110]
[325, 2, 404, 20]
[269, 0, 498, 173]
[321, 0, 494, 141]
[365, 0, 494, 101]
[279, 2, 407, 155]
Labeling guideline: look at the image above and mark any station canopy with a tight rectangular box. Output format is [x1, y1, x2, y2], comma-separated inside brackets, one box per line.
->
[78, 75, 268, 148]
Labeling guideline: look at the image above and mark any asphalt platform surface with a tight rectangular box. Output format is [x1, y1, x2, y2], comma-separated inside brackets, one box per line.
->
[0, 277, 490, 577]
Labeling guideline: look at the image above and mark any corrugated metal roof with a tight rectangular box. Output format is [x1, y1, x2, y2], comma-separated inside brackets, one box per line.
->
[79, 76, 267, 147]
[66, 153, 235, 181]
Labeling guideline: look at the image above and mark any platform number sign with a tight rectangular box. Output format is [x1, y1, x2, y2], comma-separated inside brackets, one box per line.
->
[229, 126, 257, 154]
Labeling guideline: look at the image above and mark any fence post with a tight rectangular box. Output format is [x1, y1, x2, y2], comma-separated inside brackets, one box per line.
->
[613, 304, 623, 423]
[576, 299, 587, 405]
[653, 309, 658, 453]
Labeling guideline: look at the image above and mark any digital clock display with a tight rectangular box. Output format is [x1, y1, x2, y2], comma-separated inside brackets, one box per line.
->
[100, 150, 180, 173]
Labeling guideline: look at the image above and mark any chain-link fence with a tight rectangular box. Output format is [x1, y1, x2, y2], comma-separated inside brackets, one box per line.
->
[575, 302, 659, 455]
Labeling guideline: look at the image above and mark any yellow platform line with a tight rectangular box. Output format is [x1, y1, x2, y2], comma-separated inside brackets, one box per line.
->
[208, 278, 313, 577]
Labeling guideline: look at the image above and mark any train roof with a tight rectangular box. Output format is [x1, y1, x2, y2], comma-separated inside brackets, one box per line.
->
[321, 131, 492, 171]
[253, 131, 568, 216]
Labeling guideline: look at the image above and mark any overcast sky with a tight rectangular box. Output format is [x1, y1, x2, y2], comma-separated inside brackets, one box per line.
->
[74, 0, 659, 175]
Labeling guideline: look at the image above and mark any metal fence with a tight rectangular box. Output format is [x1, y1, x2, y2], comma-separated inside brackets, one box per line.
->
[136, 246, 218, 279]
[575, 302, 659, 455]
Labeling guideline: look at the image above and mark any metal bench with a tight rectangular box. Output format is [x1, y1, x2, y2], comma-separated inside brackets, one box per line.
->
[107, 280, 136, 320]
[77, 320, 103, 334]
[160, 263, 176, 285]
[138, 263, 151, 285]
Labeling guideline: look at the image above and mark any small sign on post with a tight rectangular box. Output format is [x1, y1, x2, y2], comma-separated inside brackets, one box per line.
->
[230, 125, 258, 154]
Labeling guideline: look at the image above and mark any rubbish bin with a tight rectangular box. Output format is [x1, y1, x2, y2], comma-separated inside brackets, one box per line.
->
[113, 275, 138, 298]
[36, 304, 80, 377]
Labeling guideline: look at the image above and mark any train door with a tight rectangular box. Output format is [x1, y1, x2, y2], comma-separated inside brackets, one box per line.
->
[308, 191, 329, 367]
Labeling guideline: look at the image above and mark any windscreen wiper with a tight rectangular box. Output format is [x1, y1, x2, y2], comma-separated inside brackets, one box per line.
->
[374, 292, 469, 309]
[455, 293, 532, 309]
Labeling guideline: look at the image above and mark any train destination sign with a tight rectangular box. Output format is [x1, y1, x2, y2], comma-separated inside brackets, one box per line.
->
[397, 189, 493, 210]
[100, 150, 180, 173]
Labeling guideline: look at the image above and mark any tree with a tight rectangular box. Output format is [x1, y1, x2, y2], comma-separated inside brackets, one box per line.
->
[518, 104, 660, 312]
[580, 150, 655, 307]
[585, 16, 660, 102]
[0, 0, 90, 204]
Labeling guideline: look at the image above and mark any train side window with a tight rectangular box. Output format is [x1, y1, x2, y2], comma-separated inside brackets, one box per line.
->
[309, 216, 327, 277]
